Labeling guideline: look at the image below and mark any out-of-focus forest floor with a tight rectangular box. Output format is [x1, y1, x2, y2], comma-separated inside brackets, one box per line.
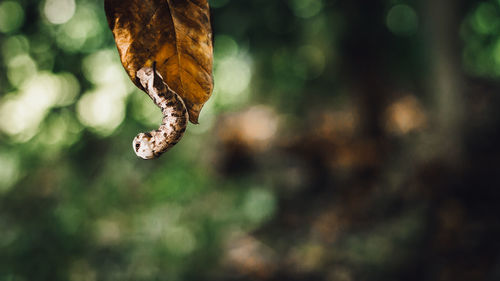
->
[212, 84, 500, 281]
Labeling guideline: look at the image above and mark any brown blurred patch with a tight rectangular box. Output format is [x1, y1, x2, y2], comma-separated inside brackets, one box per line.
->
[384, 95, 427, 136]
[223, 233, 277, 279]
[217, 105, 279, 152]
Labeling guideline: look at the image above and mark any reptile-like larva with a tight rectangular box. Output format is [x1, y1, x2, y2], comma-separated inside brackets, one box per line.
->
[133, 63, 188, 159]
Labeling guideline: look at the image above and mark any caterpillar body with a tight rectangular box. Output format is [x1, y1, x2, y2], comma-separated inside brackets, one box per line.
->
[133, 64, 188, 159]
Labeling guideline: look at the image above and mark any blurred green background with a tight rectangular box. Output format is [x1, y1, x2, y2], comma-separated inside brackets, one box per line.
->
[1, 0, 500, 280]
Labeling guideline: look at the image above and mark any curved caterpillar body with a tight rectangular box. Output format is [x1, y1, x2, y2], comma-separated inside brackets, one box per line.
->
[133, 64, 188, 159]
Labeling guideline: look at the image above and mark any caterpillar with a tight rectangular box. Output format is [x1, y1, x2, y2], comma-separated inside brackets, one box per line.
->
[133, 63, 188, 159]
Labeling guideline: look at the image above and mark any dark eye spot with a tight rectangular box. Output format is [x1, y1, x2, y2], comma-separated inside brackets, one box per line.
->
[135, 143, 140, 148]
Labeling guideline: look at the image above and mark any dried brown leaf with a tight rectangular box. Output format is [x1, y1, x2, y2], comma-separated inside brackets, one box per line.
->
[105, 0, 213, 123]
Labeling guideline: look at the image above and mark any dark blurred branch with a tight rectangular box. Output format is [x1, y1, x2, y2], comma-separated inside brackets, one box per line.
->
[424, 0, 465, 163]
[339, 1, 391, 139]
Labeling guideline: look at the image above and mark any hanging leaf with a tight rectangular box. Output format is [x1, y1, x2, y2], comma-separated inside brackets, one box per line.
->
[105, 0, 213, 124]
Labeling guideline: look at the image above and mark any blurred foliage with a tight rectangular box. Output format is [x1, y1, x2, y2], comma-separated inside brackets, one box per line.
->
[1, 0, 500, 281]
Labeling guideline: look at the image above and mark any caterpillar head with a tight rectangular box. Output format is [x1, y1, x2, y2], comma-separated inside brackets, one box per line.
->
[133, 132, 156, 160]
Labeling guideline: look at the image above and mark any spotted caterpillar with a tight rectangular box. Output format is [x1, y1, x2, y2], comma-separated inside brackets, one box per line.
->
[133, 63, 188, 159]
